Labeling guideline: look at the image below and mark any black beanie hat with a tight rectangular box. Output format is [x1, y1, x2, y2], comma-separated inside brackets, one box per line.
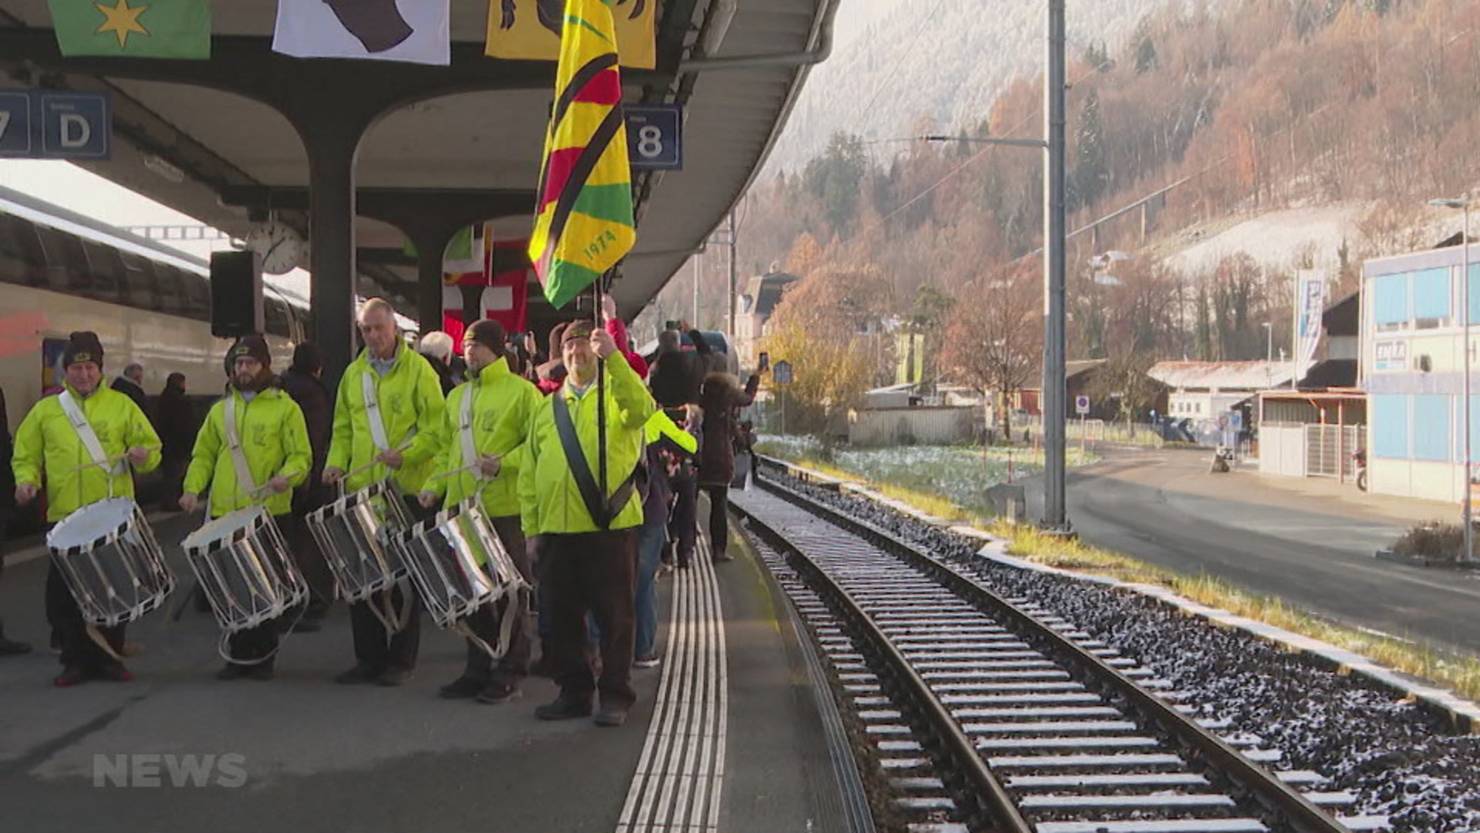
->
[465, 319, 507, 355]
[291, 342, 322, 374]
[62, 331, 104, 369]
[227, 335, 272, 370]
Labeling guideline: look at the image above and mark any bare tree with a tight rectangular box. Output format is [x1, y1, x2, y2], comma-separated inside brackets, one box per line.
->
[942, 263, 1042, 440]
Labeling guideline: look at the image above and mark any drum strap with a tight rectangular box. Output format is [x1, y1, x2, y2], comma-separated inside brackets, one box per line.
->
[458, 385, 480, 473]
[58, 391, 116, 474]
[361, 371, 391, 453]
[457, 582, 528, 662]
[551, 392, 637, 530]
[223, 395, 260, 495]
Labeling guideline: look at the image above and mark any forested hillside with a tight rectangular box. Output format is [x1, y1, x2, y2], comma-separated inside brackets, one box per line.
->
[641, 0, 1480, 429]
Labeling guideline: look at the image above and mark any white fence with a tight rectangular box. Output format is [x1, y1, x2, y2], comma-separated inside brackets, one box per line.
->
[1259, 422, 1363, 480]
[847, 406, 977, 446]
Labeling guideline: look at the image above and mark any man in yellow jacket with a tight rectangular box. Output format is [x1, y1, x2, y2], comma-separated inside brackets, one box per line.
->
[418, 320, 541, 704]
[519, 320, 655, 727]
[12, 331, 160, 687]
[323, 298, 446, 686]
[180, 335, 311, 681]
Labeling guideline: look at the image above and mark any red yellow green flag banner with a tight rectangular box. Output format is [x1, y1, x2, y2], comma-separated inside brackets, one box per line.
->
[528, 0, 636, 310]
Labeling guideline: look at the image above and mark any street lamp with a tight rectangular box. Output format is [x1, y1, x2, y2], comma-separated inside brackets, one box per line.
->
[1261, 322, 1273, 388]
[1428, 195, 1473, 563]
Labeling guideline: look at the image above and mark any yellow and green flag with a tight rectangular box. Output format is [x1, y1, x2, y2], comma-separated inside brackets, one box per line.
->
[48, 0, 211, 59]
[528, 0, 636, 310]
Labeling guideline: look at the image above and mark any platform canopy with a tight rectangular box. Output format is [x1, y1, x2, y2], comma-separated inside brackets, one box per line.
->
[0, 0, 835, 370]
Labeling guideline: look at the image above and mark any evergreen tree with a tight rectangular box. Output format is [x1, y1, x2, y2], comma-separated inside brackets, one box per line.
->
[1074, 89, 1109, 208]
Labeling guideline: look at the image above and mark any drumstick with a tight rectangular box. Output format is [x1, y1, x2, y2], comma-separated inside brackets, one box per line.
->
[338, 436, 417, 484]
[64, 445, 162, 476]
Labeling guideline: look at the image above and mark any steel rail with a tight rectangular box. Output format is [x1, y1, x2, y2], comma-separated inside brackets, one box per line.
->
[748, 461, 1352, 833]
[736, 496, 1034, 833]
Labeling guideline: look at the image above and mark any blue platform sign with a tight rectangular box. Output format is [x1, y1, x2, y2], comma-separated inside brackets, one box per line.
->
[625, 104, 682, 171]
[0, 92, 32, 157]
[0, 90, 110, 160]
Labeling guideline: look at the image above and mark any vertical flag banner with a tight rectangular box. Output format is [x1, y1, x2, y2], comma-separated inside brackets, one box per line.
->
[528, 0, 637, 310]
[48, 0, 211, 59]
[1293, 270, 1326, 385]
[442, 223, 487, 277]
[272, 0, 450, 66]
[485, 0, 655, 69]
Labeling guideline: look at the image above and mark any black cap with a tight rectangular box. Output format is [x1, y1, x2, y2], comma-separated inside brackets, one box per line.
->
[62, 331, 104, 369]
[227, 335, 271, 370]
[464, 319, 508, 355]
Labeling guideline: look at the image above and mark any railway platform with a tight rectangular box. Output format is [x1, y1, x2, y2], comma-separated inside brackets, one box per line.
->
[0, 507, 855, 833]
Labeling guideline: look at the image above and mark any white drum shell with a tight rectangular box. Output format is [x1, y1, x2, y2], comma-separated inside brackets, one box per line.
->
[182, 507, 307, 634]
[396, 500, 522, 630]
[305, 481, 411, 603]
[46, 498, 175, 627]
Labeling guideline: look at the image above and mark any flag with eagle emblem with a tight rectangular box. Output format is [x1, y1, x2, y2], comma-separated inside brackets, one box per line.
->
[528, 0, 636, 310]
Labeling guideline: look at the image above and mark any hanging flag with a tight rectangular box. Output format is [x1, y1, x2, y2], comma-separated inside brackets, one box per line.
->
[47, 0, 211, 59]
[442, 224, 486, 276]
[485, 0, 655, 69]
[528, 0, 637, 311]
[272, 0, 450, 66]
[484, 240, 532, 333]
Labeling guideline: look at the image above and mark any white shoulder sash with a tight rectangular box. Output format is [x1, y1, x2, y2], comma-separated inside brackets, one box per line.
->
[57, 391, 115, 474]
[223, 395, 259, 494]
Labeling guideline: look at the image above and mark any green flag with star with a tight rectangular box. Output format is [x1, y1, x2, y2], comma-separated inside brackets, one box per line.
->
[48, 0, 211, 59]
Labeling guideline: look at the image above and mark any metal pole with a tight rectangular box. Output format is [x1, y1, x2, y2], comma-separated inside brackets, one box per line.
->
[728, 209, 738, 341]
[1465, 201, 1473, 562]
[1041, 0, 1069, 531]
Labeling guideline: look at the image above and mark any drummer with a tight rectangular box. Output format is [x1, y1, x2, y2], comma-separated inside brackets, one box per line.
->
[417, 320, 542, 704]
[322, 298, 446, 687]
[11, 331, 161, 687]
[179, 335, 311, 681]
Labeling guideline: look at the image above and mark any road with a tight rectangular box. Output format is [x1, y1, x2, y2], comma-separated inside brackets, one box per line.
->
[1025, 447, 1480, 657]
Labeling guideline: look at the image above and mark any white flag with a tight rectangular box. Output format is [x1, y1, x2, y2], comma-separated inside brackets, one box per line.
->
[272, 0, 450, 66]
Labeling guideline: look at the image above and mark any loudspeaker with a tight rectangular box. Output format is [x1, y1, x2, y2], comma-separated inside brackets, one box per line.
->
[210, 251, 263, 338]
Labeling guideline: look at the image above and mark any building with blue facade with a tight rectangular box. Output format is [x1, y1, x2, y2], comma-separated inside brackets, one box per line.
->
[1362, 244, 1479, 503]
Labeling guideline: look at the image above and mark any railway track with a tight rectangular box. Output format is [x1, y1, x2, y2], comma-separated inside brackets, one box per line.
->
[733, 466, 1388, 833]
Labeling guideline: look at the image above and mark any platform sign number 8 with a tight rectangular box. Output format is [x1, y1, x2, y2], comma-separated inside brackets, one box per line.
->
[637, 124, 664, 160]
[626, 105, 683, 171]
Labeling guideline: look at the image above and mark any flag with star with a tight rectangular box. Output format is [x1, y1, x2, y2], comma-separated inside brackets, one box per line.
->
[528, 0, 636, 310]
[47, 0, 211, 59]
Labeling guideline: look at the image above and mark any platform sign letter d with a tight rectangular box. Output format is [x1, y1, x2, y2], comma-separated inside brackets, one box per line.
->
[59, 113, 90, 148]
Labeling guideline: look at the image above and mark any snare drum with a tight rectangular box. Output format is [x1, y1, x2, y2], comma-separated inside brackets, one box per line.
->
[305, 480, 412, 603]
[394, 500, 527, 631]
[47, 498, 176, 627]
[181, 507, 307, 634]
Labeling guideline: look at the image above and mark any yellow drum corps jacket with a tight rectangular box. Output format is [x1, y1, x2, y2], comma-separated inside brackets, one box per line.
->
[327, 342, 447, 495]
[519, 353, 656, 537]
[425, 357, 542, 520]
[183, 386, 311, 518]
[12, 384, 161, 522]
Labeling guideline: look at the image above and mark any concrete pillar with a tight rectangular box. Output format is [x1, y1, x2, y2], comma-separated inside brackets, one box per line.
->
[304, 132, 361, 386]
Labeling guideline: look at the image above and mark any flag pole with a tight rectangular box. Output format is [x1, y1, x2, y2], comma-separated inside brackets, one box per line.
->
[595, 277, 608, 510]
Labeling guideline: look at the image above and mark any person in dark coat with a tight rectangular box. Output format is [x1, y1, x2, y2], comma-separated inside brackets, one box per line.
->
[111, 363, 151, 420]
[418, 331, 457, 396]
[0, 385, 31, 655]
[279, 343, 335, 625]
[154, 373, 196, 511]
[696, 371, 759, 562]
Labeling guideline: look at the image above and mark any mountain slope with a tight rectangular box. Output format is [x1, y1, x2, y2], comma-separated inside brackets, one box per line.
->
[771, 0, 1169, 172]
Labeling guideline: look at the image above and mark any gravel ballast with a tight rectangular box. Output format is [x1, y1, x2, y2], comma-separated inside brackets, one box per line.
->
[755, 468, 1480, 833]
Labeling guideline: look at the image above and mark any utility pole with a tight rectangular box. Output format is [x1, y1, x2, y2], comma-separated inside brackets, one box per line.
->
[728, 209, 738, 341]
[1042, 0, 1069, 532]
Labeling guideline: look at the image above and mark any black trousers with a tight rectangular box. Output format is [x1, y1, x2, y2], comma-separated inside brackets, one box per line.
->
[348, 495, 432, 672]
[667, 476, 697, 567]
[545, 529, 637, 708]
[46, 561, 125, 672]
[288, 489, 335, 615]
[459, 515, 534, 682]
[701, 485, 730, 557]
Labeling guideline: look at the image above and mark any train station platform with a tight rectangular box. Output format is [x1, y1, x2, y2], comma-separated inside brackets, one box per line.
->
[0, 504, 855, 833]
